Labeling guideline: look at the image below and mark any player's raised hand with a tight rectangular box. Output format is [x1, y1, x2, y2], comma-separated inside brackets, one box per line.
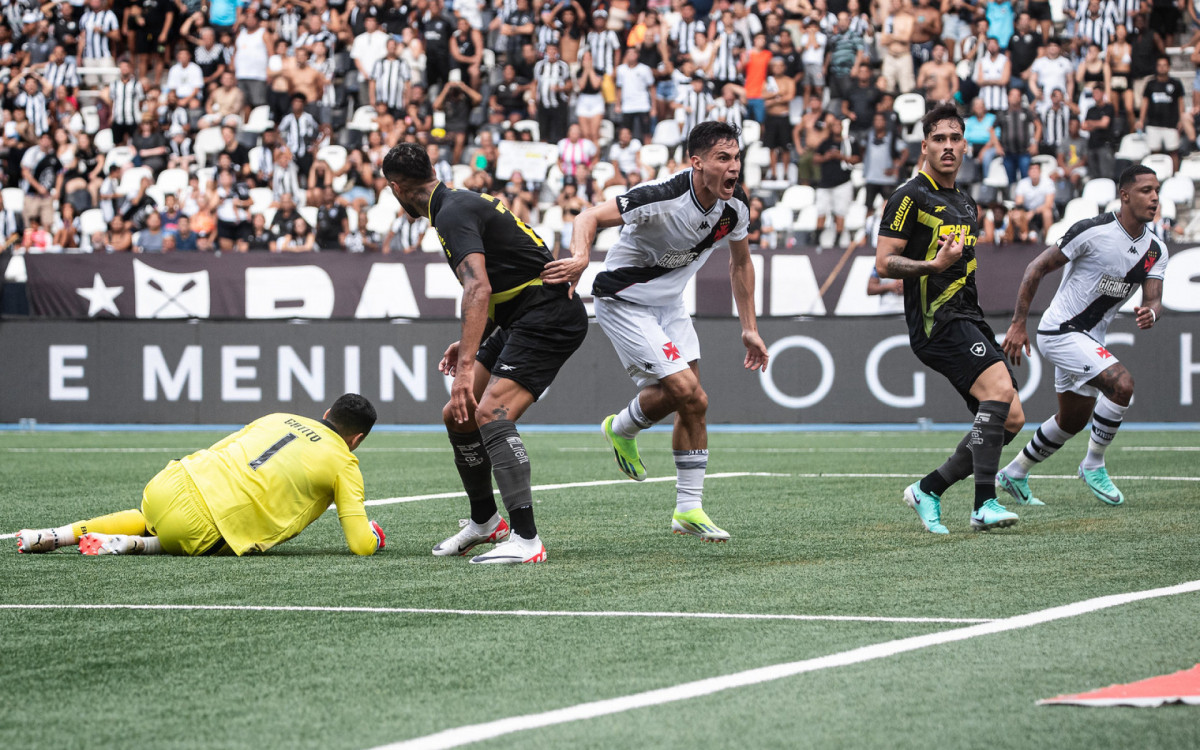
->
[932, 231, 963, 271]
[540, 256, 588, 298]
[1002, 321, 1031, 367]
[742, 330, 769, 372]
[438, 341, 461, 376]
[1134, 305, 1158, 329]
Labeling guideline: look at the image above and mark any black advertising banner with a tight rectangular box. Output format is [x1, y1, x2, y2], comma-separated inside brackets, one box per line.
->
[2, 317, 1197, 424]
[13, 244, 1200, 320]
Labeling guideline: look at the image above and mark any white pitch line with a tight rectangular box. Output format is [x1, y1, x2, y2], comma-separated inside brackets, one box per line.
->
[373, 579, 1200, 750]
[362, 472, 788, 507]
[0, 603, 991, 625]
[1120, 446, 1200, 452]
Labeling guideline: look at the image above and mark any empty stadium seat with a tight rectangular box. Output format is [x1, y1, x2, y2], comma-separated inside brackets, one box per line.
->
[894, 93, 926, 126]
[1141, 153, 1174, 181]
[639, 144, 670, 170]
[1080, 177, 1116, 206]
[1115, 134, 1149, 162]
[1062, 197, 1099, 226]
[1160, 175, 1195, 205]
[2, 187, 24, 213]
[316, 145, 348, 173]
[590, 160, 617, 185]
[79, 209, 107, 236]
[156, 168, 190, 195]
[651, 119, 681, 147]
[242, 105, 274, 135]
[780, 185, 816, 212]
[513, 119, 540, 141]
[346, 105, 378, 132]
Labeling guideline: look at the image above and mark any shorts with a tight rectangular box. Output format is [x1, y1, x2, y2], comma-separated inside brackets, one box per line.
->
[816, 181, 854, 217]
[594, 295, 699, 390]
[1145, 125, 1181, 152]
[576, 92, 606, 119]
[141, 461, 226, 556]
[1110, 75, 1129, 92]
[803, 62, 825, 88]
[217, 218, 250, 242]
[1036, 329, 1119, 398]
[475, 285, 588, 400]
[764, 114, 792, 150]
[1027, 0, 1052, 21]
[913, 318, 1015, 415]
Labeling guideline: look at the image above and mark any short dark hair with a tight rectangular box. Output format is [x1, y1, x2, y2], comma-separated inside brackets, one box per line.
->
[1118, 164, 1157, 191]
[382, 142, 434, 183]
[921, 104, 964, 139]
[327, 393, 377, 438]
[687, 120, 740, 158]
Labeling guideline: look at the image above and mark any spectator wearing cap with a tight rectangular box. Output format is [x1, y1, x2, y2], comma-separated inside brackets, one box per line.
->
[585, 10, 621, 77]
[534, 42, 572, 144]
[234, 8, 273, 109]
[614, 46, 656, 141]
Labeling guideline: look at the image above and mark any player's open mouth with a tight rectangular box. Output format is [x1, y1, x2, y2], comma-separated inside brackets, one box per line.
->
[722, 177, 737, 191]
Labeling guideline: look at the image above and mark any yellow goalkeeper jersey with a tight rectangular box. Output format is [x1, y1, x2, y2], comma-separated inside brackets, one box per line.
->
[177, 413, 378, 556]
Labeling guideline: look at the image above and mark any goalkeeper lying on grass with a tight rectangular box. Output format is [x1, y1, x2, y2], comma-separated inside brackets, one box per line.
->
[16, 394, 386, 557]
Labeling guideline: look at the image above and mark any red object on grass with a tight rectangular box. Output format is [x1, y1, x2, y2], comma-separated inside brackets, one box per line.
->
[1038, 664, 1200, 707]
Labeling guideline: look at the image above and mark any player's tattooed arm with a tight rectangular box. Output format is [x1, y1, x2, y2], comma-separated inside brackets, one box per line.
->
[1134, 277, 1163, 329]
[875, 234, 961, 280]
[447, 253, 493, 424]
[1003, 245, 1070, 366]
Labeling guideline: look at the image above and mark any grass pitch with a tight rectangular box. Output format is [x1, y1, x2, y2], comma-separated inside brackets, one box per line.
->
[2, 428, 1199, 749]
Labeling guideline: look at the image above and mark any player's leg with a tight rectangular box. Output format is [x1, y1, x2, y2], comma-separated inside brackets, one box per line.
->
[16, 509, 148, 554]
[434, 350, 510, 557]
[965, 361, 1022, 530]
[998, 390, 1094, 505]
[664, 362, 728, 542]
[1078, 362, 1134, 505]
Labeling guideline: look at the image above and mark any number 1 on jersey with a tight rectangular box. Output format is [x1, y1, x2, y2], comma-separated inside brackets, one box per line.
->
[249, 433, 298, 470]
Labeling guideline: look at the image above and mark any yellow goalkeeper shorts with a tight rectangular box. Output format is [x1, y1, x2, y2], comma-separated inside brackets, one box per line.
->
[141, 461, 225, 556]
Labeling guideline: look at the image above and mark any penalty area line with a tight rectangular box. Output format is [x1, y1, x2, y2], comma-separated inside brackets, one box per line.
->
[371, 579, 1200, 750]
[0, 602, 991, 625]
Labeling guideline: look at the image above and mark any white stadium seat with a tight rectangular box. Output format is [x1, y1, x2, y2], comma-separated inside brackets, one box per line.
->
[1160, 175, 1195, 205]
[780, 185, 816, 212]
[894, 93, 926, 126]
[1141, 153, 1174, 181]
[639, 144, 670, 170]
[1080, 177, 1116, 206]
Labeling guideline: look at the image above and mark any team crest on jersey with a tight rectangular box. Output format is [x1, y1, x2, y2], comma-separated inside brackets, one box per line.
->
[663, 342, 681, 361]
[1144, 245, 1160, 271]
[713, 216, 733, 241]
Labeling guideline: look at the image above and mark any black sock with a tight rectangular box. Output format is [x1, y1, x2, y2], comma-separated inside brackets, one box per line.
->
[479, 420, 537, 539]
[448, 429, 497, 524]
[920, 434, 972, 496]
[970, 400, 1011, 511]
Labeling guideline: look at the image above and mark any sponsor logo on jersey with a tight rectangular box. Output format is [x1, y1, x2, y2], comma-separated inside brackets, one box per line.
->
[933, 205, 947, 213]
[938, 223, 978, 247]
[1127, 245, 1138, 255]
[699, 220, 710, 230]
[1096, 274, 1133, 298]
[618, 196, 630, 212]
[663, 342, 681, 361]
[890, 195, 913, 231]
[656, 249, 702, 268]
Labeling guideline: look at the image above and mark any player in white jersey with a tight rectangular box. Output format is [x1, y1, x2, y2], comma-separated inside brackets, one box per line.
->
[999, 165, 1167, 507]
[541, 121, 769, 542]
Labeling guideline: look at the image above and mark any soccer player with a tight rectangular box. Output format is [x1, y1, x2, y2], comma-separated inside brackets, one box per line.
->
[541, 120, 769, 542]
[997, 166, 1167, 506]
[876, 104, 1026, 534]
[16, 394, 385, 557]
[382, 143, 588, 564]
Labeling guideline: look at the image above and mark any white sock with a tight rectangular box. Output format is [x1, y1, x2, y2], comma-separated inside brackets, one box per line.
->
[135, 536, 164, 555]
[1083, 396, 1128, 470]
[612, 395, 653, 439]
[1005, 416, 1074, 479]
[674, 450, 707, 513]
[52, 525, 78, 547]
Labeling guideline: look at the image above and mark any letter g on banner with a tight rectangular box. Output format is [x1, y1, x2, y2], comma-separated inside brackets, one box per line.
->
[760, 336, 835, 409]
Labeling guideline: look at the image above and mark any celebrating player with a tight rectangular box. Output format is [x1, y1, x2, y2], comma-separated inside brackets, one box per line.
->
[997, 166, 1167, 506]
[542, 120, 769, 543]
[876, 104, 1026, 534]
[382, 143, 588, 564]
[16, 394, 385, 556]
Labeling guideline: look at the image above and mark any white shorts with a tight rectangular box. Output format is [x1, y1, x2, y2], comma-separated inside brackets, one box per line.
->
[576, 93, 606, 119]
[816, 181, 853, 218]
[1037, 330, 1120, 398]
[594, 296, 699, 389]
[1145, 125, 1181, 153]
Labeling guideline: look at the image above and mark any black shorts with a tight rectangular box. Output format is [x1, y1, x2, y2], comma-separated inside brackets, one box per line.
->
[764, 114, 792, 150]
[217, 219, 249, 242]
[476, 285, 588, 401]
[913, 318, 1016, 414]
[1027, 1, 1052, 21]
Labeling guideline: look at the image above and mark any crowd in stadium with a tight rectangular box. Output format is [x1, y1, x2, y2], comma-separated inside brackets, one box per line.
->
[0, 0, 1197, 255]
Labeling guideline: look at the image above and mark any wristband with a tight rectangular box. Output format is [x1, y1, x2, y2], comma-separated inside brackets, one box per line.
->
[1148, 308, 1156, 324]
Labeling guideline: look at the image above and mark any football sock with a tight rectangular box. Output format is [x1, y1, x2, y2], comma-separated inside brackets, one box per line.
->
[448, 429, 497, 524]
[71, 509, 147, 542]
[1083, 395, 1128, 470]
[674, 449, 708, 513]
[479, 420, 536, 538]
[612, 394, 654, 439]
[970, 400, 1010, 510]
[117, 535, 164, 555]
[921, 434, 972, 497]
[1005, 415, 1073, 479]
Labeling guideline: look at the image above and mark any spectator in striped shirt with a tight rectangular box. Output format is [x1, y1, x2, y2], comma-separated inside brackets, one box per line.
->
[41, 45, 79, 94]
[103, 57, 146, 145]
[77, 0, 120, 85]
[278, 93, 322, 177]
[370, 38, 410, 116]
[533, 42, 572, 144]
[13, 73, 51, 136]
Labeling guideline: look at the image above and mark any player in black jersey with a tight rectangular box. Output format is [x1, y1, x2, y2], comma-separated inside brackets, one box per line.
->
[876, 104, 1027, 534]
[382, 143, 589, 564]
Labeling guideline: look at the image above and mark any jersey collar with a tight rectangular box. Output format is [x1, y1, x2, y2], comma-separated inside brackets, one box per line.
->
[427, 181, 446, 222]
[919, 170, 953, 191]
[689, 170, 717, 214]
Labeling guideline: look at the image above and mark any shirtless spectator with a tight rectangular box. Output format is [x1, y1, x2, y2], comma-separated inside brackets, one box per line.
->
[763, 57, 796, 181]
[917, 41, 958, 105]
[792, 94, 830, 185]
[879, 0, 916, 93]
[910, 0, 943, 69]
[286, 46, 329, 123]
